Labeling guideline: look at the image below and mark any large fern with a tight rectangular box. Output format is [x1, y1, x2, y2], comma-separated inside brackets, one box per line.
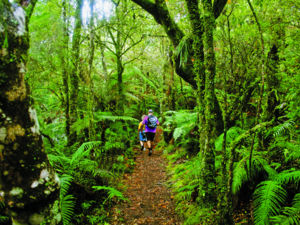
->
[163, 110, 197, 141]
[276, 170, 300, 186]
[61, 194, 76, 225]
[232, 152, 276, 195]
[92, 185, 127, 203]
[59, 174, 73, 199]
[254, 180, 287, 225]
[270, 193, 300, 225]
[48, 141, 101, 174]
[253, 170, 300, 224]
[272, 120, 295, 138]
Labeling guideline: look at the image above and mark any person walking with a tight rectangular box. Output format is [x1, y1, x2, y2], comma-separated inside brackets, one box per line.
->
[138, 115, 147, 151]
[142, 109, 159, 156]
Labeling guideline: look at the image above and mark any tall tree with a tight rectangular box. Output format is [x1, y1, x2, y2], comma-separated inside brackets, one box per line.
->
[68, 0, 83, 145]
[61, 0, 71, 143]
[103, 0, 144, 115]
[0, 0, 58, 223]
[131, 0, 226, 132]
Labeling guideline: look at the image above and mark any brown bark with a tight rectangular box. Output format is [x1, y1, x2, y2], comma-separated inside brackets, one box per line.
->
[0, 1, 59, 223]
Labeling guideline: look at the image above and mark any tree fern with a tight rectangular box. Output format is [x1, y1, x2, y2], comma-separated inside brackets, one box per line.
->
[61, 194, 76, 225]
[254, 180, 287, 225]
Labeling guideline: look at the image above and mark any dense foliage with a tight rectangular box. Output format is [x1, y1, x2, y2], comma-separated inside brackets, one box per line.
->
[0, 0, 299, 224]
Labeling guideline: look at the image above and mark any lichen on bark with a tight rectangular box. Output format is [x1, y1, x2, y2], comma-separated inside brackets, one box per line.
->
[0, 1, 59, 223]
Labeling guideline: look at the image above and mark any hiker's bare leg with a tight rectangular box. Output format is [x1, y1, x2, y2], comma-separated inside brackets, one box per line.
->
[147, 140, 151, 149]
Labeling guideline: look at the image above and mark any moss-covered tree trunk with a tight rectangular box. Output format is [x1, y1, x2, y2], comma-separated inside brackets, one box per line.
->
[61, 0, 71, 143]
[169, 50, 176, 110]
[115, 32, 125, 115]
[87, 0, 96, 139]
[0, 1, 59, 224]
[202, 0, 217, 206]
[131, 0, 225, 135]
[68, 0, 83, 146]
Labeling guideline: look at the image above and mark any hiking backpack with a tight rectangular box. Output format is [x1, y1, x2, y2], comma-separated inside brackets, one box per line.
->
[147, 115, 157, 129]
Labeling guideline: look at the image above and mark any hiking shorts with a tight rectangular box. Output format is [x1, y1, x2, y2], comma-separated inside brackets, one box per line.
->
[139, 131, 147, 141]
[146, 132, 155, 141]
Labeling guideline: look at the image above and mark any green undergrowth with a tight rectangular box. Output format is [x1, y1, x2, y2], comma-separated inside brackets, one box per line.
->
[42, 112, 138, 225]
[164, 144, 211, 224]
[162, 109, 300, 225]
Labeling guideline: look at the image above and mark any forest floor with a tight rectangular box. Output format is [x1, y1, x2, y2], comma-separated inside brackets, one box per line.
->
[110, 128, 182, 225]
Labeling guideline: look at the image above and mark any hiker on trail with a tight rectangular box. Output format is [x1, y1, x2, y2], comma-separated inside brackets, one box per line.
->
[138, 115, 147, 151]
[142, 109, 159, 156]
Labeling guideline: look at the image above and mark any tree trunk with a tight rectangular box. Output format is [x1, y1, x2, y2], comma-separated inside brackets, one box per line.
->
[68, 0, 83, 146]
[0, 1, 59, 224]
[131, 0, 225, 134]
[61, 0, 70, 143]
[87, 0, 96, 139]
[116, 54, 125, 115]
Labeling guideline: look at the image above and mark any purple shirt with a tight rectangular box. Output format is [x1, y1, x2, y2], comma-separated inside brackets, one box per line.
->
[142, 115, 159, 133]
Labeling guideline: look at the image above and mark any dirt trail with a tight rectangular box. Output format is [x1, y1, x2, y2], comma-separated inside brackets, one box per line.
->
[111, 129, 182, 225]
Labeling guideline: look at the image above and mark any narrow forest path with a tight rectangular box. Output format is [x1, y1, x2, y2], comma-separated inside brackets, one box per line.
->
[110, 128, 182, 225]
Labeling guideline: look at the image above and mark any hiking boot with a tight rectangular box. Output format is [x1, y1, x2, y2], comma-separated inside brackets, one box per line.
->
[140, 145, 143, 151]
[148, 149, 152, 156]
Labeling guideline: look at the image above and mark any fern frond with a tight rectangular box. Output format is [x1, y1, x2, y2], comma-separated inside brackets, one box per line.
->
[70, 141, 101, 165]
[48, 154, 71, 172]
[92, 186, 127, 202]
[175, 36, 190, 68]
[93, 169, 114, 180]
[276, 170, 300, 186]
[77, 159, 97, 174]
[94, 113, 138, 123]
[61, 194, 76, 225]
[284, 142, 300, 162]
[124, 92, 140, 102]
[273, 120, 295, 137]
[59, 174, 73, 198]
[254, 180, 287, 225]
[134, 70, 159, 90]
[270, 193, 300, 225]
[293, 193, 300, 208]
[0, 216, 10, 223]
[172, 111, 197, 141]
[232, 156, 249, 195]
